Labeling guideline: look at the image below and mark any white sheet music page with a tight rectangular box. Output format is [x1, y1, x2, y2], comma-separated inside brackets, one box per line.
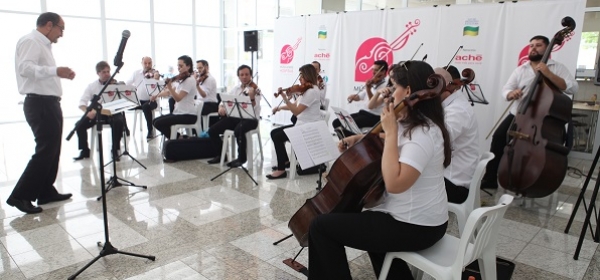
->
[284, 121, 340, 170]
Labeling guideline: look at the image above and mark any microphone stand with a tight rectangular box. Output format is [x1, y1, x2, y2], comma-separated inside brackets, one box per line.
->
[68, 63, 155, 280]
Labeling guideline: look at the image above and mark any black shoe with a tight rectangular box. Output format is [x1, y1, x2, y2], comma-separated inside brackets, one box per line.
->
[37, 193, 72, 205]
[147, 131, 154, 140]
[7, 197, 42, 214]
[112, 150, 121, 162]
[272, 162, 291, 171]
[73, 149, 90, 161]
[266, 171, 288, 180]
[126, 128, 131, 137]
[207, 156, 221, 164]
[227, 159, 246, 168]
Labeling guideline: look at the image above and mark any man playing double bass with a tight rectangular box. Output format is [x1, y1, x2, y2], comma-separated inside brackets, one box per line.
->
[481, 35, 578, 189]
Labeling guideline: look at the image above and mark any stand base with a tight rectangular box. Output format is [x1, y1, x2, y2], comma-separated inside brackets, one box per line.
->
[104, 150, 147, 169]
[68, 241, 155, 280]
[210, 165, 258, 186]
[283, 258, 308, 276]
[97, 176, 147, 201]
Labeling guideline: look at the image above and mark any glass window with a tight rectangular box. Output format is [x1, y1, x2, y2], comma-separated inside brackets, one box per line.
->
[105, 20, 152, 83]
[105, 0, 150, 21]
[154, 24, 193, 76]
[154, 0, 192, 24]
[238, 0, 257, 27]
[577, 31, 598, 70]
[256, 0, 277, 28]
[196, 27, 222, 87]
[46, 0, 101, 18]
[223, 29, 238, 62]
[52, 17, 103, 118]
[0, 0, 41, 13]
[195, 0, 220, 27]
[223, 0, 236, 27]
[0, 13, 38, 123]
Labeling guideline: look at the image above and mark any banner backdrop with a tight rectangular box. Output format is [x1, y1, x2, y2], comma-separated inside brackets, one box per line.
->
[272, 0, 585, 154]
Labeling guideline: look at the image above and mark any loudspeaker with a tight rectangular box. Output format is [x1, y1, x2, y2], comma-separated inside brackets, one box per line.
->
[244, 30, 258, 52]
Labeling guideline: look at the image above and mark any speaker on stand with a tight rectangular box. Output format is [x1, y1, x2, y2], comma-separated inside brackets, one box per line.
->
[244, 30, 259, 83]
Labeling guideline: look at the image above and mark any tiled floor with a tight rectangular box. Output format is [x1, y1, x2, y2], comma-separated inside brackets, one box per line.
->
[0, 114, 599, 279]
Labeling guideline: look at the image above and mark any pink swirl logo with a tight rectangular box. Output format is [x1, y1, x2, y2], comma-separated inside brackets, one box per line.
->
[354, 19, 420, 82]
[280, 37, 303, 64]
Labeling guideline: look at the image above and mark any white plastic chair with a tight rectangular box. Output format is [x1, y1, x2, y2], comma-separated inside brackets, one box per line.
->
[219, 128, 263, 169]
[378, 194, 514, 280]
[203, 112, 220, 132]
[169, 101, 203, 140]
[448, 152, 495, 235]
[132, 98, 160, 135]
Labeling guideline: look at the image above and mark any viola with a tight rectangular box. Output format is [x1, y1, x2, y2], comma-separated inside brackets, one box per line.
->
[274, 82, 313, 98]
[497, 16, 576, 198]
[287, 73, 446, 247]
[446, 68, 475, 92]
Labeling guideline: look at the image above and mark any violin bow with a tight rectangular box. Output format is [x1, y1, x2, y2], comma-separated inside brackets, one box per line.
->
[274, 73, 301, 112]
[445, 45, 463, 68]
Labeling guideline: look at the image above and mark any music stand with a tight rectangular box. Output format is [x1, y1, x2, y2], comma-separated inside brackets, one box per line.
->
[210, 94, 259, 185]
[461, 83, 488, 106]
[66, 63, 155, 280]
[331, 106, 363, 136]
[97, 85, 148, 200]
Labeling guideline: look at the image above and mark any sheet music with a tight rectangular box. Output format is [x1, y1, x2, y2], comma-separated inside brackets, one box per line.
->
[220, 94, 257, 120]
[145, 79, 165, 97]
[102, 98, 138, 114]
[331, 106, 363, 134]
[284, 121, 340, 170]
[102, 85, 140, 105]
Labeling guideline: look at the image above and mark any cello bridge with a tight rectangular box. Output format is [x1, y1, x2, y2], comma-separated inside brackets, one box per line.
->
[508, 131, 530, 140]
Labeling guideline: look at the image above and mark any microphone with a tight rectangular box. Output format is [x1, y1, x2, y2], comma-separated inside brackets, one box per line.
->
[113, 30, 131, 67]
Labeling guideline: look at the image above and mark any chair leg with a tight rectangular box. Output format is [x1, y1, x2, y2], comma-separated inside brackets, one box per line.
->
[289, 147, 297, 180]
[220, 134, 229, 167]
[455, 211, 466, 236]
[246, 133, 254, 170]
[257, 132, 264, 161]
[132, 111, 138, 135]
[377, 254, 394, 280]
[479, 252, 497, 280]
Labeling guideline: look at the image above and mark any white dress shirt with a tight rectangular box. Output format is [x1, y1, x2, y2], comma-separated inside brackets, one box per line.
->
[197, 74, 218, 103]
[502, 59, 578, 115]
[79, 80, 107, 107]
[442, 92, 479, 188]
[126, 69, 158, 101]
[227, 83, 262, 118]
[15, 30, 61, 97]
[357, 78, 388, 115]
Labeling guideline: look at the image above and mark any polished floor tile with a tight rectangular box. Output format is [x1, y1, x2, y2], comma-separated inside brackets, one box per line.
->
[0, 118, 599, 279]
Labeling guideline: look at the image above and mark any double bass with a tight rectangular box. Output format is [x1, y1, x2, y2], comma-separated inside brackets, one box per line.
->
[287, 73, 445, 247]
[498, 17, 576, 198]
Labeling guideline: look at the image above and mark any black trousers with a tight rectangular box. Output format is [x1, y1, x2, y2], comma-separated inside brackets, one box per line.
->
[332, 109, 380, 136]
[131, 100, 158, 132]
[445, 177, 469, 204]
[153, 114, 197, 139]
[482, 114, 515, 185]
[208, 117, 258, 162]
[271, 124, 293, 170]
[11, 95, 63, 201]
[76, 112, 124, 151]
[308, 211, 447, 280]
[168, 97, 175, 114]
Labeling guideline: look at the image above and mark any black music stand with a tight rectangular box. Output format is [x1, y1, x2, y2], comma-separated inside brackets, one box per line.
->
[564, 145, 600, 260]
[66, 63, 155, 280]
[210, 95, 259, 186]
[96, 85, 148, 200]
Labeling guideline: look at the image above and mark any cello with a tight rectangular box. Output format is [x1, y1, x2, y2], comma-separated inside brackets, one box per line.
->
[287, 73, 445, 247]
[497, 17, 576, 198]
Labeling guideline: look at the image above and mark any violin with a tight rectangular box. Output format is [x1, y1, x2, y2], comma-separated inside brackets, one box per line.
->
[317, 75, 325, 90]
[274, 82, 313, 98]
[445, 68, 475, 92]
[242, 81, 261, 96]
[164, 71, 191, 85]
[197, 72, 209, 85]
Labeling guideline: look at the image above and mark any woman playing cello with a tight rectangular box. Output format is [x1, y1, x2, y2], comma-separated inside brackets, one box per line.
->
[308, 60, 451, 280]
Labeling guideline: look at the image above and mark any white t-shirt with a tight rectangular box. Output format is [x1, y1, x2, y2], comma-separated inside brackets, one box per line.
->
[173, 77, 197, 115]
[197, 74, 218, 103]
[357, 78, 388, 115]
[295, 85, 322, 126]
[368, 121, 448, 227]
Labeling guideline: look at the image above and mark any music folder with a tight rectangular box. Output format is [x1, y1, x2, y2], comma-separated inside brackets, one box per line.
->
[144, 79, 165, 97]
[331, 106, 363, 135]
[101, 85, 139, 115]
[220, 93, 257, 119]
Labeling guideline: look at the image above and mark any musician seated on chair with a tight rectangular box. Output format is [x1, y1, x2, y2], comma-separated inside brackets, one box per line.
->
[267, 64, 323, 180]
[311, 61, 327, 109]
[435, 66, 479, 204]
[207, 65, 261, 167]
[150, 55, 198, 140]
[73, 61, 125, 161]
[126, 56, 161, 140]
[194, 59, 219, 130]
[480, 35, 578, 189]
[308, 60, 450, 279]
[332, 60, 388, 138]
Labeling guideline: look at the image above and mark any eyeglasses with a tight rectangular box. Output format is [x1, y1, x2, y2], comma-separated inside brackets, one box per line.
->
[54, 24, 64, 31]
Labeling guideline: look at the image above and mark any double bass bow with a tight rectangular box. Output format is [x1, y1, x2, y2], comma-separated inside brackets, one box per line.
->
[497, 16, 576, 198]
[287, 72, 446, 247]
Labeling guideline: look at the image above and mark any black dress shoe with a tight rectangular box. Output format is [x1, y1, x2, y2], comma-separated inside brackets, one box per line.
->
[126, 128, 131, 137]
[207, 156, 221, 164]
[37, 193, 72, 205]
[147, 131, 154, 140]
[227, 159, 245, 168]
[266, 171, 288, 180]
[6, 197, 42, 214]
[272, 162, 291, 171]
[111, 150, 121, 162]
[73, 149, 90, 161]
